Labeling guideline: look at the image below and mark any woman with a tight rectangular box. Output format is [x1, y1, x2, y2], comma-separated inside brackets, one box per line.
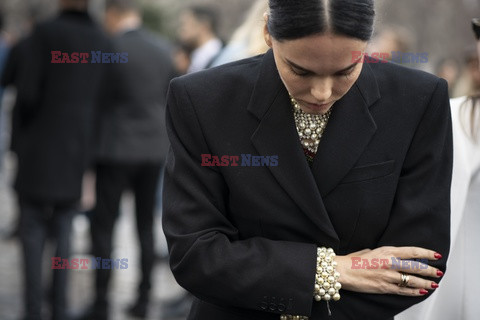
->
[396, 18, 480, 320]
[162, 1, 451, 319]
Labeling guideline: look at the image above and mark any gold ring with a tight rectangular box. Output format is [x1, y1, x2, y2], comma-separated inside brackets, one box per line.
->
[398, 273, 410, 287]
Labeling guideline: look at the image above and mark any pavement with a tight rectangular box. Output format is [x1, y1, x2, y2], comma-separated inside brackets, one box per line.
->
[0, 153, 187, 320]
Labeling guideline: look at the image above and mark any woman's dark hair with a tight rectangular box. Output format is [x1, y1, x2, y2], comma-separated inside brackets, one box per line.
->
[267, 0, 375, 41]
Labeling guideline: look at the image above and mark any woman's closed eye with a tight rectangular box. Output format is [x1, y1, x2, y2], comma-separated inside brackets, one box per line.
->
[336, 67, 356, 79]
[290, 66, 312, 77]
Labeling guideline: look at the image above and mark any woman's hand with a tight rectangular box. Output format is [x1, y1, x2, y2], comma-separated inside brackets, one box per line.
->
[335, 246, 443, 296]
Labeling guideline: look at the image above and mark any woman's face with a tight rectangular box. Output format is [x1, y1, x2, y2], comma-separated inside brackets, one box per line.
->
[264, 23, 368, 115]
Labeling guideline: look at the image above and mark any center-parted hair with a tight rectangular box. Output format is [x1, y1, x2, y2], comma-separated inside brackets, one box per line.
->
[267, 0, 375, 41]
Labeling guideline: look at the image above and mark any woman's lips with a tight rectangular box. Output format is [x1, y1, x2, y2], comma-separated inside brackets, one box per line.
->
[300, 100, 333, 112]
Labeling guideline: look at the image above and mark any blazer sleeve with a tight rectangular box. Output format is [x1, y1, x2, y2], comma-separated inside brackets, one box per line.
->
[162, 78, 319, 316]
[333, 79, 453, 319]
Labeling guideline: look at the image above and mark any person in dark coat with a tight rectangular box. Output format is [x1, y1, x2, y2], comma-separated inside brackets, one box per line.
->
[10, 0, 111, 319]
[85, 0, 175, 319]
[162, 0, 452, 319]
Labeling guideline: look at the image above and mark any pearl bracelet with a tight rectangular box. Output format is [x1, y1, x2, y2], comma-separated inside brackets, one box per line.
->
[280, 247, 341, 319]
[314, 247, 341, 302]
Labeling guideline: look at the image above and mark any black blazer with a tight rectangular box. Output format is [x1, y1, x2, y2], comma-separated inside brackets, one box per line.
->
[11, 10, 111, 203]
[163, 50, 452, 320]
[96, 28, 176, 163]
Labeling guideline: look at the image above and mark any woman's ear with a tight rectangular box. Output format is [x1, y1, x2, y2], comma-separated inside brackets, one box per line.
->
[263, 12, 273, 48]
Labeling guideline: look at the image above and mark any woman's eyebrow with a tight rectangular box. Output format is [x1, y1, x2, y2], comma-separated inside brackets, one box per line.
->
[285, 58, 358, 75]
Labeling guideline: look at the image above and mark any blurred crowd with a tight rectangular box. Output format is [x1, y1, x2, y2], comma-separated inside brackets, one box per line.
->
[0, 0, 479, 320]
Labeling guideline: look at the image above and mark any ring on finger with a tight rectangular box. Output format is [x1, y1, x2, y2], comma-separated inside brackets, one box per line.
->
[398, 273, 410, 287]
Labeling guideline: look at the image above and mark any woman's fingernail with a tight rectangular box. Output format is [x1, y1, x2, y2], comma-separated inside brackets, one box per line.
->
[431, 282, 439, 289]
[434, 253, 442, 259]
[436, 270, 444, 277]
[419, 289, 429, 295]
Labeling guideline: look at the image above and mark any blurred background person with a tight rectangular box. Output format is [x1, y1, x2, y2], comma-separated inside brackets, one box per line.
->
[396, 17, 480, 320]
[211, 0, 269, 67]
[435, 57, 461, 98]
[178, 5, 222, 73]
[0, 8, 38, 240]
[0, 10, 10, 177]
[83, 0, 175, 319]
[452, 46, 480, 98]
[6, 0, 111, 318]
[368, 26, 414, 61]
[172, 39, 194, 75]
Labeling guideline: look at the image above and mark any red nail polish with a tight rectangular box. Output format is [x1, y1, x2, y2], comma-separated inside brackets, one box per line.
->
[436, 270, 444, 277]
[434, 253, 442, 259]
[431, 282, 439, 289]
[419, 289, 429, 295]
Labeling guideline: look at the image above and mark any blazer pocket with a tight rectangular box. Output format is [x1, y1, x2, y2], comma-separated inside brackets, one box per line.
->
[340, 160, 395, 184]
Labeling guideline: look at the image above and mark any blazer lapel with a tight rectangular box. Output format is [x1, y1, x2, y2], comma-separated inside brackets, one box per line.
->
[312, 64, 380, 197]
[248, 50, 339, 243]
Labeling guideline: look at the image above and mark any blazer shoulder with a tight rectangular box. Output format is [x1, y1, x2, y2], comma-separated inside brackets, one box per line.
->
[367, 62, 448, 114]
[370, 61, 446, 92]
[171, 54, 264, 95]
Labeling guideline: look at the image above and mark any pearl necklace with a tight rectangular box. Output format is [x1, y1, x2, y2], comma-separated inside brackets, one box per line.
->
[291, 96, 331, 154]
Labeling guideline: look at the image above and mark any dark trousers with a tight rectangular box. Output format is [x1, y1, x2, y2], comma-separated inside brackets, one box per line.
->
[19, 197, 75, 320]
[90, 162, 162, 312]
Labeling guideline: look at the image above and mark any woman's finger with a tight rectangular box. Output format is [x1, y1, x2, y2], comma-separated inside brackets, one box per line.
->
[388, 246, 442, 261]
[396, 286, 430, 297]
[388, 272, 439, 290]
[386, 258, 443, 279]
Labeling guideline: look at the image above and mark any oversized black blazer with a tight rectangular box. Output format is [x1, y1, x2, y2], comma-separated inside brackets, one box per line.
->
[163, 50, 452, 320]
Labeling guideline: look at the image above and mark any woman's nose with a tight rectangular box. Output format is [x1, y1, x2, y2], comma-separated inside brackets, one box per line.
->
[310, 77, 333, 103]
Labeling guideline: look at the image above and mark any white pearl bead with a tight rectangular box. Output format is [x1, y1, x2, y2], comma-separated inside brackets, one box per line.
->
[334, 282, 342, 290]
[333, 293, 341, 301]
[323, 294, 331, 301]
